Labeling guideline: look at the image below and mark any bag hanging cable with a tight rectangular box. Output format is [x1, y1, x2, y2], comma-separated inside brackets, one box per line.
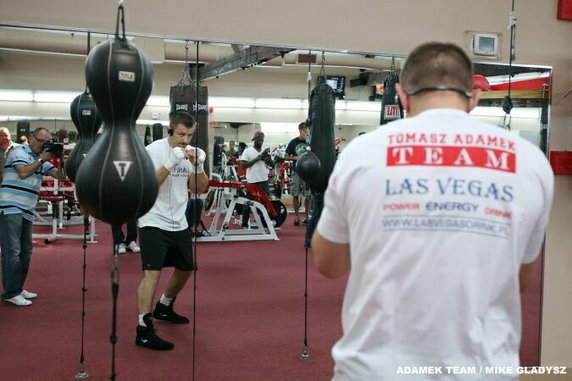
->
[502, 0, 517, 130]
[299, 49, 315, 361]
[190, 39, 200, 381]
[109, 5, 125, 380]
[74, 32, 92, 381]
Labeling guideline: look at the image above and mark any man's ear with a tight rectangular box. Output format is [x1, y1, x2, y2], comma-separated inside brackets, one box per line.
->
[395, 84, 410, 115]
[468, 89, 482, 112]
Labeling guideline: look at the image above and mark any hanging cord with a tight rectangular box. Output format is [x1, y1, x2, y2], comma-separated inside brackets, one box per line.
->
[84, 31, 91, 93]
[178, 41, 193, 87]
[74, 216, 90, 379]
[502, 0, 517, 130]
[114, 1, 126, 41]
[318, 51, 326, 82]
[306, 50, 312, 126]
[300, 247, 311, 360]
[299, 50, 314, 361]
[109, 243, 120, 381]
[191, 40, 200, 381]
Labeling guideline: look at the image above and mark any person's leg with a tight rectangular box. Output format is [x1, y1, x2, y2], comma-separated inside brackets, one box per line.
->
[135, 227, 173, 350]
[19, 218, 34, 292]
[153, 229, 194, 324]
[1, 213, 29, 302]
[125, 220, 138, 244]
[163, 269, 192, 298]
[111, 224, 124, 245]
[124, 220, 140, 252]
[137, 270, 161, 315]
[291, 173, 302, 225]
[241, 190, 252, 228]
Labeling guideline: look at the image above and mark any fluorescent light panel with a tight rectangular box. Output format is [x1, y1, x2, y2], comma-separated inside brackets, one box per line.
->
[0, 90, 34, 102]
[255, 98, 302, 109]
[146, 95, 170, 107]
[34, 91, 78, 103]
[210, 97, 255, 108]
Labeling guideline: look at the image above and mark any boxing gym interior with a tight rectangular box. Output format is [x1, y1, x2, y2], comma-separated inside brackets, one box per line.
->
[1, 1, 571, 380]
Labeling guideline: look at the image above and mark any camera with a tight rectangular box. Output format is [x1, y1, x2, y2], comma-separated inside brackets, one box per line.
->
[42, 139, 64, 157]
[261, 148, 270, 158]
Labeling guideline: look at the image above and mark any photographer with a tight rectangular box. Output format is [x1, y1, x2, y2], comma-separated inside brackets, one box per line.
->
[240, 131, 274, 228]
[0, 127, 66, 306]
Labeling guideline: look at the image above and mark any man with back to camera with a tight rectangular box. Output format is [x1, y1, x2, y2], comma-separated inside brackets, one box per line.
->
[285, 122, 311, 225]
[240, 130, 274, 227]
[1, 127, 66, 306]
[135, 111, 209, 350]
[311, 42, 554, 380]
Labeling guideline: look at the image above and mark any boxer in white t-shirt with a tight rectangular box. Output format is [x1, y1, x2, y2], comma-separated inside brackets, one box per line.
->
[135, 111, 208, 351]
[312, 42, 554, 381]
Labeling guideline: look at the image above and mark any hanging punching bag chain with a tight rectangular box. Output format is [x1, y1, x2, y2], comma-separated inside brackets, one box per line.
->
[115, 1, 126, 41]
[190, 39, 200, 381]
[300, 247, 311, 360]
[502, 0, 517, 130]
[73, 216, 90, 379]
[109, 250, 120, 381]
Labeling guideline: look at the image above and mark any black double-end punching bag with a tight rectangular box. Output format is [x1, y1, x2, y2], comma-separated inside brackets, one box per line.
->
[380, 71, 404, 125]
[75, 19, 158, 225]
[302, 81, 337, 247]
[170, 85, 210, 175]
[65, 91, 102, 182]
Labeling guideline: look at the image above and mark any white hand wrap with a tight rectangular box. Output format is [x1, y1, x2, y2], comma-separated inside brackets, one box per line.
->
[164, 147, 185, 171]
[185, 145, 206, 173]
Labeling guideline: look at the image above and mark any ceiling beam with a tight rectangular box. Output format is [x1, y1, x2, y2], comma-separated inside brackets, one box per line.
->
[199, 46, 294, 81]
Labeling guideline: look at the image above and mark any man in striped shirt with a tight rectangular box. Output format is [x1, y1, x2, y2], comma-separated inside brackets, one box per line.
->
[0, 127, 66, 306]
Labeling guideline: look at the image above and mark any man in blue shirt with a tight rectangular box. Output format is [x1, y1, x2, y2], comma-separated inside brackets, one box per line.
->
[0, 127, 66, 306]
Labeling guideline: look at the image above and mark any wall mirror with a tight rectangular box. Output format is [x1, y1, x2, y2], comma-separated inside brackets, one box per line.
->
[0, 24, 552, 366]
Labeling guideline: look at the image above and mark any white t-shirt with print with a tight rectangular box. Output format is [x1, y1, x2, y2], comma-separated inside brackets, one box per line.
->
[317, 109, 554, 381]
[138, 138, 197, 231]
[241, 146, 268, 183]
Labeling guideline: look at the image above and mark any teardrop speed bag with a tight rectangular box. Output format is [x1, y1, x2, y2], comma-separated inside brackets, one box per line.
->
[65, 91, 102, 182]
[75, 38, 158, 225]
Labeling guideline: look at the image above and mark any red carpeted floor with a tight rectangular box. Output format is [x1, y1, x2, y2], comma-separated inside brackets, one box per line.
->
[0, 215, 541, 381]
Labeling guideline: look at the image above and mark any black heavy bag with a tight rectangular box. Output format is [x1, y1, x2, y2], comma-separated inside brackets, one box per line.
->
[144, 125, 152, 146]
[65, 91, 102, 182]
[303, 81, 337, 248]
[16, 121, 30, 142]
[307, 82, 336, 193]
[380, 71, 404, 125]
[152, 123, 163, 141]
[75, 33, 158, 225]
[170, 85, 210, 175]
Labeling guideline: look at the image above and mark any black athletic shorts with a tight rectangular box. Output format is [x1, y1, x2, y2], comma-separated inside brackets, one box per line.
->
[139, 227, 195, 271]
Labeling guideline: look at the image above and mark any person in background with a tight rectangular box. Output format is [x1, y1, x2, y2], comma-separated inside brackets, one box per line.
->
[0, 127, 18, 182]
[311, 42, 554, 381]
[112, 221, 140, 254]
[225, 140, 237, 157]
[236, 142, 247, 159]
[1, 127, 66, 306]
[285, 122, 311, 226]
[135, 112, 208, 351]
[240, 131, 274, 228]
